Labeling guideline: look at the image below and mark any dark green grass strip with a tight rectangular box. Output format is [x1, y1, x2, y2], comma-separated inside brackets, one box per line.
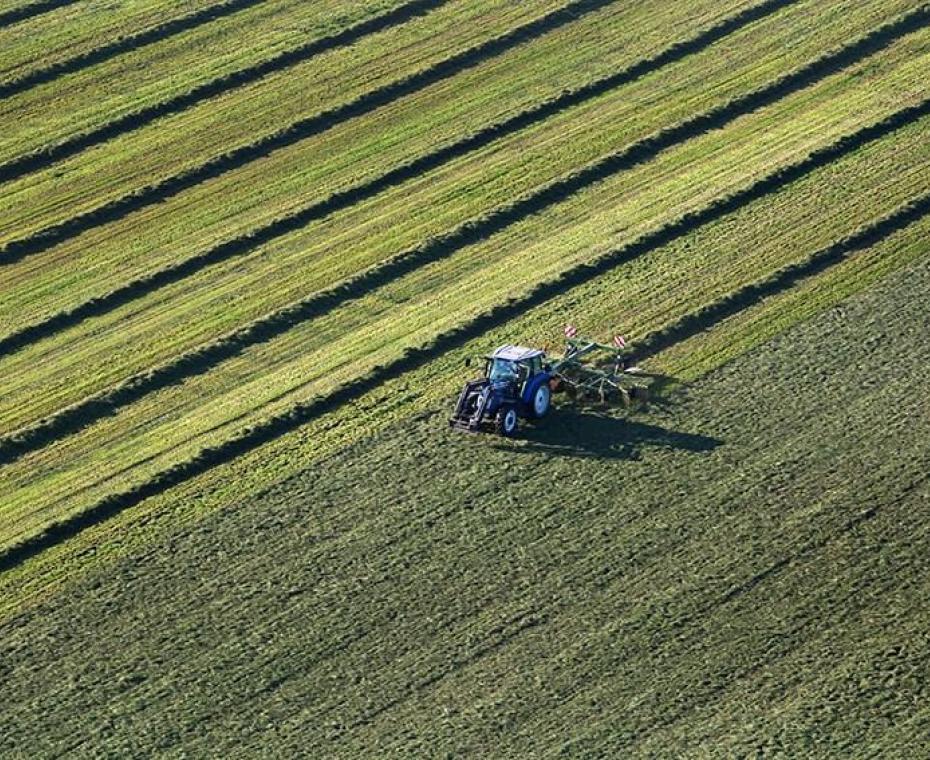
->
[0, 0, 627, 263]
[2, 105, 928, 573]
[0, 0, 80, 29]
[0, 0, 456, 183]
[0, 0, 799, 355]
[0, 0, 269, 99]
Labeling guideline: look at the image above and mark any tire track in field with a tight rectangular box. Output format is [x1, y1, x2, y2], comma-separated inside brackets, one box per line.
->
[0, 0, 79, 29]
[0, 0, 269, 100]
[0, 0, 456, 183]
[2, 102, 928, 573]
[0, 0, 630, 263]
[0, 0, 799, 354]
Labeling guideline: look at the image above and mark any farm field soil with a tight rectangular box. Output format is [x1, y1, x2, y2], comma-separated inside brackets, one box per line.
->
[2, 234, 929, 757]
[2, 35, 929, 552]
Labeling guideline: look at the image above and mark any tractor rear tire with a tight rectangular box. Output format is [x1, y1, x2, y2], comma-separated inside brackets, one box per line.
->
[495, 406, 518, 437]
[530, 383, 551, 419]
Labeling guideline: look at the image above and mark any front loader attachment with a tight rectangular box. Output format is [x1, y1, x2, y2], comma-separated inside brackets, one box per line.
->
[449, 379, 491, 432]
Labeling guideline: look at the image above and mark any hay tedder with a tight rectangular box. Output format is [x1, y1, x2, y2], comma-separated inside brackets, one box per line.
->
[449, 326, 650, 437]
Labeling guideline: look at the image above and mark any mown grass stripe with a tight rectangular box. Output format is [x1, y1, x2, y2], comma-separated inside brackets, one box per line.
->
[3, 80, 928, 467]
[0, 0, 269, 99]
[0, 0, 456, 184]
[629, 189, 930, 364]
[0, 0, 79, 29]
[0, 0, 619, 263]
[2, 104, 927, 571]
[0, 0, 799, 355]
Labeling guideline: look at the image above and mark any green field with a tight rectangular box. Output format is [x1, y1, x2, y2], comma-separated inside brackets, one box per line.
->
[1, 0, 929, 754]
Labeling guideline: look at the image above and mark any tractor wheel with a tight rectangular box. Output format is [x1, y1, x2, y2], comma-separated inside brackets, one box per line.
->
[495, 406, 519, 437]
[530, 383, 551, 418]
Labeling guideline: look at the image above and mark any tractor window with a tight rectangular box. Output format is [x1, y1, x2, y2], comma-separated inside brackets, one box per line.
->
[488, 359, 518, 383]
[527, 356, 543, 375]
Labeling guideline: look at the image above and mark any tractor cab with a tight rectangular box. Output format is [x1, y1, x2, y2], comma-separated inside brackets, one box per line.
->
[450, 345, 553, 436]
[485, 346, 546, 393]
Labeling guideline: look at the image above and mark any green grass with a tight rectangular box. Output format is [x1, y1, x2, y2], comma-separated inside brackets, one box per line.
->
[0, 0, 743, 288]
[3, 111, 929, 609]
[1, 0, 922, 423]
[0, 0, 566, 235]
[2, 0, 930, 752]
[2, 248, 929, 756]
[0, 0, 418, 158]
[1, 22, 928, 551]
[5, 182, 926, 624]
[0, 0, 227, 83]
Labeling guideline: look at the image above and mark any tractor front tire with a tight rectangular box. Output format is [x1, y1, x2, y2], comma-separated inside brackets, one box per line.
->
[495, 406, 519, 437]
[530, 383, 551, 419]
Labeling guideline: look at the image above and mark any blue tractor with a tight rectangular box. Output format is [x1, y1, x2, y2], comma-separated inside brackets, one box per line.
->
[450, 334, 649, 437]
[449, 345, 553, 437]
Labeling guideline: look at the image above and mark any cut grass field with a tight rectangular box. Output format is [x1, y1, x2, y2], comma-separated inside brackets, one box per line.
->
[2, 13, 929, 555]
[1, 0, 929, 753]
[0, 0, 781, 334]
[2, 1, 925, 417]
[2, 242, 929, 756]
[0, 0, 445, 115]
[0, 0, 238, 85]
[0, 0, 584, 238]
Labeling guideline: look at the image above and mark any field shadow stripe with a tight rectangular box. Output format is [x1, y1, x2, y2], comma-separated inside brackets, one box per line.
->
[0, 0, 79, 28]
[0, 0, 268, 100]
[0, 0, 455, 184]
[0, 0, 800, 355]
[1, 101, 928, 574]
[0, 0, 633, 264]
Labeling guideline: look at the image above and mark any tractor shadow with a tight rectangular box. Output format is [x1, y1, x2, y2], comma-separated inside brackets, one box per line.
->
[500, 406, 723, 461]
